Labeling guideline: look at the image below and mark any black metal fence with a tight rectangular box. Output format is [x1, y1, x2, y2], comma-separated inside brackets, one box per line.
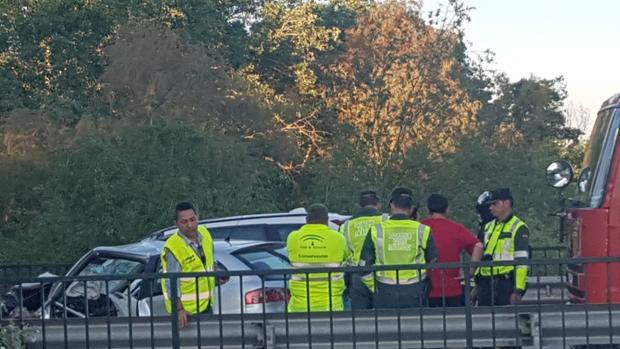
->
[2, 256, 620, 348]
[0, 264, 72, 294]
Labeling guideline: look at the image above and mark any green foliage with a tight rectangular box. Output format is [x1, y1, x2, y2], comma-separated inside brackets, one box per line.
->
[0, 1, 116, 119]
[0, 122, 284, 263]
[479, 76, 584, 144]
[0, 321, 35, 349]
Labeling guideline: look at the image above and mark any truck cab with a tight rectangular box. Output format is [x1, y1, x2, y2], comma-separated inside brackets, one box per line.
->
[549, 93, 620, 303]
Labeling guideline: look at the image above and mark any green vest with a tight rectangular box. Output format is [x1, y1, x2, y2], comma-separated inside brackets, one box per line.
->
[161, 226, 215, 314]
[370, 219, 431, 285]
[340, 213, 387, 291]
[287, 224, 348, 312]
[479, 216, 526, 276]
[340, 213, 389, 265]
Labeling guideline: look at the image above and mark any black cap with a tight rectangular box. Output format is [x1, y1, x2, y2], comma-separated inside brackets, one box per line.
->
[488, 188, 513, 203]
[360, 190, 379, 199]
[389, 187, 417, 209]
[359, 190, 380, 207]
[390, 187, 413, 202]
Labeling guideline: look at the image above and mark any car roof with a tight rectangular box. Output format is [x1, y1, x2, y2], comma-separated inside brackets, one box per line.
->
[145, 208, 349, 241]
[92, 239, 285, 259]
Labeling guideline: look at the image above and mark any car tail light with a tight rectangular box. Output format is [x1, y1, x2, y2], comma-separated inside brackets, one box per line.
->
[331, 219, 346, 226]
[245, 287, 290, 305]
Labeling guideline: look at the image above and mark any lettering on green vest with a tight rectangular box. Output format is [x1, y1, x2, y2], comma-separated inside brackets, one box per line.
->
[387, 231, 413, 251]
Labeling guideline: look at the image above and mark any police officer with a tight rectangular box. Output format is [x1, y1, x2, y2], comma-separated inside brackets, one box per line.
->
[360, 187, 438, 309]
[476, 188, 530, 306]
[287, 204, 350, 312]
[340, 191, 388, 309]
[161, 202, 216, 329]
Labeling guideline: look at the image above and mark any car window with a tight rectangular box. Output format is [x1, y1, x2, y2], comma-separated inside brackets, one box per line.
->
[210, 225, 269, 241]
[233, 247, 290, 280]
[273, 224, 303, 241]
[208, 227, 232, 240]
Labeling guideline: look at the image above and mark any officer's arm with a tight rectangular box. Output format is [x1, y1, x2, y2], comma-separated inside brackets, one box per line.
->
[163, 250, 182, 303]
[513, 226, 530, 294]
[424, 232, 439, 263]
[359, 229, 376, 266]
[477, 228, 485, 243]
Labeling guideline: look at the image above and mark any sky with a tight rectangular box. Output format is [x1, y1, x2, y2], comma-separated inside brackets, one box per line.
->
[423, 0, 620, 133]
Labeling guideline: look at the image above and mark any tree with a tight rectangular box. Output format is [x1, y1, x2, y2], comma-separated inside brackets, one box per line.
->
[478, 75, 583, 145]
[318, 1, 480, 185]
[0, 1, 117, 121]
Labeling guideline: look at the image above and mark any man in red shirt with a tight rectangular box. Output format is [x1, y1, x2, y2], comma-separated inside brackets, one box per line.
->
[422, 194, 483, 307]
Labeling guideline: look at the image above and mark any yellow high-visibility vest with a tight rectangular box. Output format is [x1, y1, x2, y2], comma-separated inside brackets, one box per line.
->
[370, 219, 431, 285]
[161, 226, 215, 314]
[287, 224, 349, 312]
[479, 216, 528, 290]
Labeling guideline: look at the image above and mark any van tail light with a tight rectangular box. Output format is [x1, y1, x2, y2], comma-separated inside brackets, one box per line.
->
[245, 287, 290, 305]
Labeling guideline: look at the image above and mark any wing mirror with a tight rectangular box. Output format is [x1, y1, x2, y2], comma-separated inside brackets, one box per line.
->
[577, 167, 590, 193]
[546, 160, 574, 189]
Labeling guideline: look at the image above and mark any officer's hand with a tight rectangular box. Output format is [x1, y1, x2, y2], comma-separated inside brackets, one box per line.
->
[470, 286, 479, 305]
[178, 309, 189, 329]
[510, 293, 522, 305]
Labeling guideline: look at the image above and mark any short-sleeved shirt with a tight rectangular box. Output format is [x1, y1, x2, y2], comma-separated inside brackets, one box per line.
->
[422, 217, 480, 298]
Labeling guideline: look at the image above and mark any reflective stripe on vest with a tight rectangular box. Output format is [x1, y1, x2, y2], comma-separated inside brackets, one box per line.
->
[343, 214, 389, 266]
[164, 289, 213, 303]
[343, 221, 354, 253]
[290, 262, 344, 282]
[180, 291, 213, 302]
[480, 217, 524, 276]
[375, 223, 427, 285]
[160, 228, 215, 314]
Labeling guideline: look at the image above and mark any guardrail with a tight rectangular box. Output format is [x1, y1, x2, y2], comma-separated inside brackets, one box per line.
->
[2, 256, 620, 348]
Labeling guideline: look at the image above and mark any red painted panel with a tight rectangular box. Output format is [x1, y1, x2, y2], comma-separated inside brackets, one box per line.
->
[569, 133, 620, 303]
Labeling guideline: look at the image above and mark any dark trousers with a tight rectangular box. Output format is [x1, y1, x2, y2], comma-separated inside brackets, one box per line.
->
[428, 295, 464, 307]
[477, 275, 522, 348]
[348, 274, 374, 310]
[374, 281, 426, 309]
[476, 274, 514, 306]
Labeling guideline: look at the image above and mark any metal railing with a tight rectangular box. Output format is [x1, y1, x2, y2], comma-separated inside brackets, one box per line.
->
[0, 264, 71, 293]
[2, 256, 620, 348]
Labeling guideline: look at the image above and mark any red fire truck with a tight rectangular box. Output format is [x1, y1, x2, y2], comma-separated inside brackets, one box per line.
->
[546, 93, 620, 303]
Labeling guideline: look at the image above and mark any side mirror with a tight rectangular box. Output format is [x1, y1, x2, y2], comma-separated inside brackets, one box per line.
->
[546, 160, 574, 189]
[577, 167, 590, 193]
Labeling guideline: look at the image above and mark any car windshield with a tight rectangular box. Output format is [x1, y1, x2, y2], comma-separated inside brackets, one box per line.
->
[578, 107, 620, 207]
[74, 257, 144, 293]
[233, 246, 290, 280]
